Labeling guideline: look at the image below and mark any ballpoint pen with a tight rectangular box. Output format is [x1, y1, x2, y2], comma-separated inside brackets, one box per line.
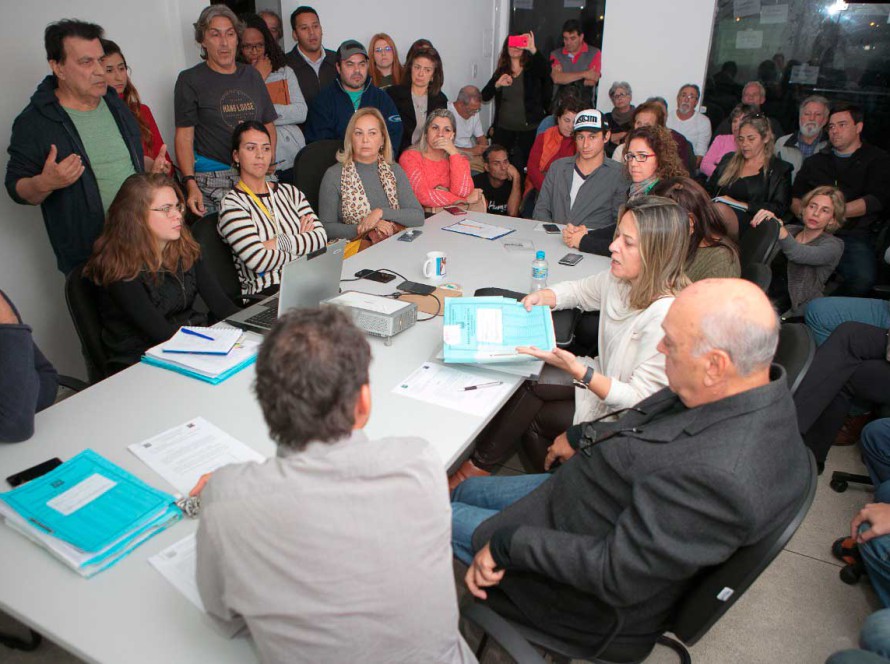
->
[463, 381, 503, 391]
[182, 328, 215, 341]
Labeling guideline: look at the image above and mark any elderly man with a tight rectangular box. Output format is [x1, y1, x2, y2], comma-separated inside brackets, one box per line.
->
[775, 95, 829, 180]
[258, 10, 283, 45]
[714, 81, 783, 141]
[452, 279, 810, 650]
[284, 6, 337, 109]
[195, 308, 475, 663]
[448, 85, 488, 172]
[304, 40, 402, 148]
[665, 84, 711, 167]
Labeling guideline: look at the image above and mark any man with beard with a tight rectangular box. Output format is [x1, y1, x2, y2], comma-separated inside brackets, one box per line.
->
[666, 84, 711, 169]
[775, 96, 830, 181]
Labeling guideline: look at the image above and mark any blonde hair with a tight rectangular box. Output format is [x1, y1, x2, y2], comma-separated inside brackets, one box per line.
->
[717, 115, 775, 188]
[415, 108, 456, 153]
[617, 196, 691, 310]
[800, 185, 845, 232]
[337, 107, 393, 164]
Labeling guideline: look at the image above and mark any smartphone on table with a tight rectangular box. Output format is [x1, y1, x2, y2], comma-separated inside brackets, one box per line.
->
[443, 206, 466, 216]
[354, 269, 397, 284]
[7, 458, 62, 487]
[543, 223, 561, 234]
[558, 253, 584, 267]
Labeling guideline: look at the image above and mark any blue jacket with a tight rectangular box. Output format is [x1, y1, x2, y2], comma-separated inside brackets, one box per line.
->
[304, 77, 403, 153]
[5, 76, 144, 274]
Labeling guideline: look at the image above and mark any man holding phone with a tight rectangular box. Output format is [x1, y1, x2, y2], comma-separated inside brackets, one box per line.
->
[550, 19, 601, 107]
[472, 144, 521, 216]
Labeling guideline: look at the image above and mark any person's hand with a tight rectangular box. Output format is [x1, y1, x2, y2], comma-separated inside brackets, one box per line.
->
[189, 473, 213, 497]
[186, 179, 206, 216]
[551, 62, 563, 74]
[150, 145, 171, 174]
[299, 214, 316, 233]
[495, 73, 513, 88]
[433, 135, 459, 156]
[358, 208, 383, 234]
[584, 68, 602, 84]
[466, 188, 483, 205]
[852, 503, 890, 544]
[39, 144, 84, 192]
[375, 219, 396, 237]
[524, 31, 536, 55]
[506, 164, 520, 182]
[465, 543, 505, 600]
[0, 294, 19, 325]
[516, 345, 586, 379]
[520, 290, 549, 311]
[750, 208, 786, 238]
[562, 223, 586, 249]
[544, 432, 576, 471]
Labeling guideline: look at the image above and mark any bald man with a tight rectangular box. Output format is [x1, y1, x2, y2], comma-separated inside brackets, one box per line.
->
[452, 279, 811, 650]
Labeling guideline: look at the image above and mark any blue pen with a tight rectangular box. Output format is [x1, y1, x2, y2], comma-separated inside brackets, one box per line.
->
[182, 328, 215, 341]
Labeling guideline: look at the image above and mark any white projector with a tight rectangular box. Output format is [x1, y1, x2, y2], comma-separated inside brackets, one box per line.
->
[322, 292, 417, 344]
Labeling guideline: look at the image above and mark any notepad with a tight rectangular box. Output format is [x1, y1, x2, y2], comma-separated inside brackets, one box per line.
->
[443, 219, 515, 240]
[143, 337, 260, 384]
[162, 327, 243, 355]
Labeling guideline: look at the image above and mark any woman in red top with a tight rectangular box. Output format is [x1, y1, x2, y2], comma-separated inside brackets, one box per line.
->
[398, 108, 480, 210]
[101, 40, 172, 174]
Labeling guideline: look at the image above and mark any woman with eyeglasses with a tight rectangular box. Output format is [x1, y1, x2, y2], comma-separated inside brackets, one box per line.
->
[706, 114, 792, 239]
[603, 81, 634, 156]
[387, 45, 448, 155]
[219, 122, 327, 296]
[101, 40, 172, 175]
[449, 196, 690, 487]
[368, 33, 402, 89]
[85, 174, 239, 372]
[239, 13, 307, 184]
[700, 103, 756, 178]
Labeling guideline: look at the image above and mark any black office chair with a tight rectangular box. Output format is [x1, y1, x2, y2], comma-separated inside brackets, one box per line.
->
[64, 264, 110, 384]
[473, 287, 580, 348]
[190, 213, 243, 305]
[740, 262, 772, 293]
[774, 323, 815, 396]
[739, 217, 780, 268]
[292, 139, 341, 213]
[461, 451, 818, 664]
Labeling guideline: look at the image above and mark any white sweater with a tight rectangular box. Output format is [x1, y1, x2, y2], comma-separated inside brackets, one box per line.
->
[550, 270, 674, 424]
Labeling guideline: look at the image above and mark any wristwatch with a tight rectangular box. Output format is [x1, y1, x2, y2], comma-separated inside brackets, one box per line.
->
[573, 365, 595, 390]
[181, 175, 196, 184]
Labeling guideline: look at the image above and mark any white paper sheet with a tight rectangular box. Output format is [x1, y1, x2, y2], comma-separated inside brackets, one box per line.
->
[128, 418, 265, 495]
[392, 362, 513, 417]
[149, 534, 204, 610]
[735, 29, 763, 49]
[760, 4, 788, 23]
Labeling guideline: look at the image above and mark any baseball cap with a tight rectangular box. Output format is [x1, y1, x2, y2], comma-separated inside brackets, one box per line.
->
[337, 40, 368, 62]
[573, 109, 608, 133]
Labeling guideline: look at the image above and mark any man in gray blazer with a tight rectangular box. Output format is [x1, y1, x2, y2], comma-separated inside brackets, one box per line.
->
[453, 279, 810, 649]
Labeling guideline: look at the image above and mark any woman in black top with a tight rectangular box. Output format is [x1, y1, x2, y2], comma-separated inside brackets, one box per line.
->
[706, 114, 792, 239]
[387, 45, 448, 155]
[85, 174, 239, 373]
[481, 32, 550, 172]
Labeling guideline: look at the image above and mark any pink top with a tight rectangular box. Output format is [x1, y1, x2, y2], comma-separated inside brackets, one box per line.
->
[701, 134, 736, 177]
[398, 150, 473, 208]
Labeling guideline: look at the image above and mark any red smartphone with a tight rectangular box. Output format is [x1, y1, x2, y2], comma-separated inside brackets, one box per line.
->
[507, 35, 528, 48]
[444, 206, 467, 216]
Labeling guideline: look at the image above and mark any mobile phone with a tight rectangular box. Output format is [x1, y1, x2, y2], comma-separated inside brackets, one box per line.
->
[558, 253, 584, 266]
[543, 223, 561, 234]
[397, 280, 437, 295]
[398, 230, 422, 242]
[7, 458, 62, 488]
[507, 35, 528, 48]
[355, 269, 397, 284]
[444, 206, 466, 216]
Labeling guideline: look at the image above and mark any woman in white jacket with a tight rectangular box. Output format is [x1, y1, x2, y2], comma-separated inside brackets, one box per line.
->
[450, 196, 691, 488]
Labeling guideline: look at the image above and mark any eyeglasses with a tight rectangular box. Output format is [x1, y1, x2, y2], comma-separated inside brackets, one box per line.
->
[150, 203, 185, 218]
[374, 46, 393, 53]
[624, 152, 654, 163]
[611, 92, 630, 99]
[241, 43, 265, 53]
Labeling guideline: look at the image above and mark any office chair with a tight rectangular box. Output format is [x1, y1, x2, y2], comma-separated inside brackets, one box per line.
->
[64, 264, 110, 384]
[740, 262, 772, 293]
[190, 213, 244, 305]
[292, 139, 341, 213]
[461, 451, 818, 664]
[739, 217, 780, 268]
[774, 323, 815, 396]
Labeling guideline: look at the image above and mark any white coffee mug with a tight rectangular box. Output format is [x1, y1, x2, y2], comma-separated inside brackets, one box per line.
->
[423, 251, 447, 280]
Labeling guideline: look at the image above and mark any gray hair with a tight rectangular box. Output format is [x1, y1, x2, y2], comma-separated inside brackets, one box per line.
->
[679, 83, 701, 100]
[744, 80, 766, 98]
[693, 305, 780, 377]
[457, 85, 482, 104]
[194, 5, 243, 47]
[258, 10, 282, 24]
[416, 108, 456, 152]
[609, 81, 632, 98]
[646, 95, 669, 111]
[800, 94, 830, 115]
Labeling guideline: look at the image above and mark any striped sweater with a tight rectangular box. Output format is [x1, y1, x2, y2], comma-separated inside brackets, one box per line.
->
[218, 183, 328, 295]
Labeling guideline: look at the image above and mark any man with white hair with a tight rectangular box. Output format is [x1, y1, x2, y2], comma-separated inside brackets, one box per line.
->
[452, 279, 810, 651]
[666, 83, 711, 167]
[774, 96, 829, 180]
[714, 80, 783, 140]
[448, 85, 488, 172]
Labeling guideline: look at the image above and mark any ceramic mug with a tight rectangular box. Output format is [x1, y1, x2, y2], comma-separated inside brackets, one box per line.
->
[423, 251, 447, 280]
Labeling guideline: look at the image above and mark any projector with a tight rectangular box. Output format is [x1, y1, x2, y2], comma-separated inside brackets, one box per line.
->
[322, 292, 417, 344]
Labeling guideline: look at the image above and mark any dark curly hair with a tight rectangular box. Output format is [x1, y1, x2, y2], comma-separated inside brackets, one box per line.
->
[623, 125, 688, 180]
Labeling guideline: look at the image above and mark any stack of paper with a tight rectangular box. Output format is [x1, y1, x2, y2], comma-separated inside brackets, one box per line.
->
[0, 449, 181, 578]
[162, 327, 243, 355]
[142, 333, 260, 384]
[443, 219, 515, 240]
[442, 297, 556, 364]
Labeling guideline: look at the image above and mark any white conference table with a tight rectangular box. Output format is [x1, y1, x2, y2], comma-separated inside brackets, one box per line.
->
[0, 211, 609, 664]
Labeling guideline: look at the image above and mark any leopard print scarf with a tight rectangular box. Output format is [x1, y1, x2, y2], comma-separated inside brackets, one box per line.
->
[339, 157, 400, 225]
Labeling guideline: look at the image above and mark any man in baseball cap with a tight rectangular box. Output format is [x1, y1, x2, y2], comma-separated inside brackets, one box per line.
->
[533, 108, 628, 252]
[304, 39, 403, 149]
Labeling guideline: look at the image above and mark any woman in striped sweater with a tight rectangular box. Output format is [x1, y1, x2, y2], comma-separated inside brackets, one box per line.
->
[218, 121, 327, 296]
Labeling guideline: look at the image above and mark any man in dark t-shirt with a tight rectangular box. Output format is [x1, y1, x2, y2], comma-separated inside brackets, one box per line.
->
[472, 144, 520, 217]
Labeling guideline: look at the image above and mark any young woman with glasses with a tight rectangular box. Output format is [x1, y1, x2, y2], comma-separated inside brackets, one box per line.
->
[368, 33, 402, 89]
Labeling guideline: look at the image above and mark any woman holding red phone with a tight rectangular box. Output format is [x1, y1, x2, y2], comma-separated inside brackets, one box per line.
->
[481, 32, 550, 172]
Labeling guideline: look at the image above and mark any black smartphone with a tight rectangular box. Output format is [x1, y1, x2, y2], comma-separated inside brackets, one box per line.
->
[558, 253, 584, 266]
[355, 269, 397, 284]
[397, 280, 437, 295]
[543, 223, 561, 234]
[397, 229, 422, 242]
[7, 458, 62, 488]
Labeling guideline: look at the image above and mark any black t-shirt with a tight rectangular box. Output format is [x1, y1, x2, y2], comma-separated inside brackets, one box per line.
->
[473, 172, 511, 216]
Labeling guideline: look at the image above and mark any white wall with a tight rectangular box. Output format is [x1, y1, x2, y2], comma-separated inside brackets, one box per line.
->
[0, 0, 206, 379]
[597, 0, 717, 114]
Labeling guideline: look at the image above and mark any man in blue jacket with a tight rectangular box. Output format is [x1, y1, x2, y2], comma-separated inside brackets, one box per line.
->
[5, 20, 149, 274]
[304, 40, 403, 151]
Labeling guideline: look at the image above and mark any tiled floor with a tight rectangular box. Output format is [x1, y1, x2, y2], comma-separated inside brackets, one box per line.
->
[0, 445, 881, 663]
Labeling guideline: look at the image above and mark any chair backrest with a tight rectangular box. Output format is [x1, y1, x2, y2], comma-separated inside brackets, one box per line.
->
[190, 213, 241, 303]
[670, 450, 818, 646]
[774, 322, 815, 395]
[740, 262, 772, 293]
[293, 139, 342, 213]
[739, 217, 779, 267]
[64, 264, 109, 384]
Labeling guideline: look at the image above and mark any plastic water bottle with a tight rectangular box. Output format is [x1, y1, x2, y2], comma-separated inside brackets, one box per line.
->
[530, 251, 549, 292]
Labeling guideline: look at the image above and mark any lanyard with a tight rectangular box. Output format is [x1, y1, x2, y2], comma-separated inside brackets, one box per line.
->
[237, 180, 281, 235]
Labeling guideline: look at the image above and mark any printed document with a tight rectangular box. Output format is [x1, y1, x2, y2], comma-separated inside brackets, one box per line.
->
[392, 362, 514, 416]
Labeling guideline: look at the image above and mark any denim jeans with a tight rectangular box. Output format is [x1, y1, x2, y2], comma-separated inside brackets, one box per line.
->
[451, 474, 550, 565]
[805, 297, 890, 346]
[861, 420, 890, 487]
[827, 609, 890, 663]
[859, 481, 890, 610]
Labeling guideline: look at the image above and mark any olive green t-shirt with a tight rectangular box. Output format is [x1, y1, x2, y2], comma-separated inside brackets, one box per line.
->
[64, 99, 136, 212]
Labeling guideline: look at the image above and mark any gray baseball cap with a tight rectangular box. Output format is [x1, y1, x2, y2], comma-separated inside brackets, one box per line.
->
[337, 39, 368, 62]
